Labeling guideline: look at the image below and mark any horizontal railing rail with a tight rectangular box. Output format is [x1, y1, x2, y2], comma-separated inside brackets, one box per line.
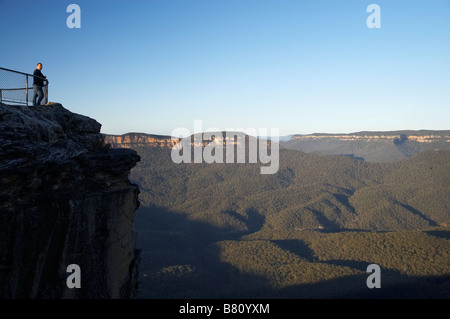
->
[0, 67, 48, 106]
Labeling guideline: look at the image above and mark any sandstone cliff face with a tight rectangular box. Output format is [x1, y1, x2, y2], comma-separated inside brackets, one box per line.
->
[291, 133, 450, 143]
[104, 133, 179, 149]
[0, 102, 140, 299]
[104, 132, 257, 150]
[282, 131, 450, 162]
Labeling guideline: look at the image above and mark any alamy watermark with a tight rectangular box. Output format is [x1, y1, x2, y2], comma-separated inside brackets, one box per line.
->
[367, 4, 381, 29]
[366, 263, 381, 288]
[66, 4, 81, 28]
[65, 4, 380, 29]
[170, 120, 280, 175]
[66, 264, 81, 288]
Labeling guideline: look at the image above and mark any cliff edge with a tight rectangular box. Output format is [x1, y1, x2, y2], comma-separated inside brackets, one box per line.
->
[0, 102, 141, 298]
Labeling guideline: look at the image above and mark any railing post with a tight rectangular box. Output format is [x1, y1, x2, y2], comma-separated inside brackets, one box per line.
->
[44, 85, 48, 104]
[26, 75, 29, 106]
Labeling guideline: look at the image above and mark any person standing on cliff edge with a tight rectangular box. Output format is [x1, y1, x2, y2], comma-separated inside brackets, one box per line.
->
[33, 63, 48, 106]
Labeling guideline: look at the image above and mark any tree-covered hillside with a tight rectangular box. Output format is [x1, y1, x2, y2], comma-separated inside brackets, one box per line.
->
[122, 139, 450, 298]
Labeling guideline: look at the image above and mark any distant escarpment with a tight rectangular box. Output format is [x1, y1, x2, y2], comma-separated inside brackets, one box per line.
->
[281, 130, 450, 162]
[104, 131, 450, 163]
[104, 132, 276, 155]
[104, 133, 178, 149]
[0, 102, 140, 299]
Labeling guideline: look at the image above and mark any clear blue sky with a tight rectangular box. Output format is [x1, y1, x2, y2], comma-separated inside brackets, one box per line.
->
[1, 0, 449, 136]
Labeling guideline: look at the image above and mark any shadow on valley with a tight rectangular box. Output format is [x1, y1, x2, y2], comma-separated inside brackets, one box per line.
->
[134, 205, 450, 299]
[342, 154, 365, 161]
[134, 205, 267, 298]
[271, 239, 316, 262]
[425, 230, 450, 239]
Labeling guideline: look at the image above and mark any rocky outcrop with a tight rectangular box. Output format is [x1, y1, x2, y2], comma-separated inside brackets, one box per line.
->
[0, 102, 140, 299]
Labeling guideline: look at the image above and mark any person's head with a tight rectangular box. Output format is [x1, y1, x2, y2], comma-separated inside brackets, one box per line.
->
[36, 63, 42, 70]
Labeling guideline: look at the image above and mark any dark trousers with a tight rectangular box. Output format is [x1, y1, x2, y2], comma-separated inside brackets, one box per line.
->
[33, 84, 44, 106]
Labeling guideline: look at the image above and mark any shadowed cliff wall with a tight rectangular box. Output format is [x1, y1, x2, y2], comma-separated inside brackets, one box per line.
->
[0, 102, 140, 298]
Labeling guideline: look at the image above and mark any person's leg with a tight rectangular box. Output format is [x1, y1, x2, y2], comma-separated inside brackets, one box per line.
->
[36, 85, 44, 105]
[33, 84, 39, 106]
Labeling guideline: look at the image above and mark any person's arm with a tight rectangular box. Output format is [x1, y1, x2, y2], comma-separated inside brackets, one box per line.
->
[38, 70, 48, 84]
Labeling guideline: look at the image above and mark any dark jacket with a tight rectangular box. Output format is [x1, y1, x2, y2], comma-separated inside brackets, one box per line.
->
[33, 69, 46, 86]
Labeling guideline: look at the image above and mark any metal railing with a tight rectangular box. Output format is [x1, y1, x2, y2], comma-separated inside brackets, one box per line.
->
[0, 67, 48, 106]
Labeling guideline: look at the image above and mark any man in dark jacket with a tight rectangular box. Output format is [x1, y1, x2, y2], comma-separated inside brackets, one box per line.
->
[33, 63, 48, 106]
